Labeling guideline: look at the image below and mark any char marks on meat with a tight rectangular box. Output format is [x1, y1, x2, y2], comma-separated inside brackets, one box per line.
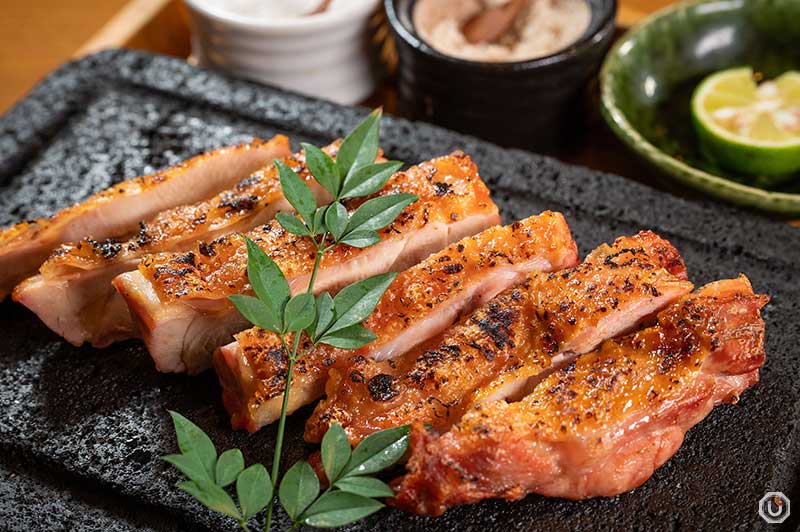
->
[391, 276, 768, 516]
[214, 211, 579, 432]
[304, 231, 694, 444]
[0, 137, 290, 299]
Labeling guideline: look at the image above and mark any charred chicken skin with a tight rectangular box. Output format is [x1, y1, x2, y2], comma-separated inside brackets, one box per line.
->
[391, 276, 768, 516]
[115, 152, 500, 374]
[13, 140, 336, 348]
[214, 212, 579, 431]
[0, 137, 289, 299]
[305, 231, 693, 444]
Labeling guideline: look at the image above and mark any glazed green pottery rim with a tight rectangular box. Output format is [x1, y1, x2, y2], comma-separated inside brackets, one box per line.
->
[599, 0, 800, 216]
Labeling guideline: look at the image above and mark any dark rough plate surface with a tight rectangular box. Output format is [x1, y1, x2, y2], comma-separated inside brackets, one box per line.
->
[0, 50, 798, 532]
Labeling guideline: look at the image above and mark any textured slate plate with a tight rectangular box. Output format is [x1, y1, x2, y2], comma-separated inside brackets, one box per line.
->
[0, 50, 798, 532]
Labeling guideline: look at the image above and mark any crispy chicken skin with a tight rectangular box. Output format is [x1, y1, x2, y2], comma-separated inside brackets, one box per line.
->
[115, 152, 500, 374]
[305, 231, 693, 444]
[215, 212, 579, 431]
[0, 137, 290, 299]
[13, 141, 335, 348]
[392, 276, 768, 516]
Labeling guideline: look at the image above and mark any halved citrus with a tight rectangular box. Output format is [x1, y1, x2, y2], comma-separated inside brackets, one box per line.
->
[691, 67, 800, 179]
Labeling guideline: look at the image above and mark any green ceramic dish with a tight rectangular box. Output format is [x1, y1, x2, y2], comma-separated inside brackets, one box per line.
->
[600, 0, 800, 216]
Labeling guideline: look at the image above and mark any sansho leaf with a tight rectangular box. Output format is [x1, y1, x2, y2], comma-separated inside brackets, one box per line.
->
[177, 480, 241, 520]
[276, 159, 316, 223]
[321, 423, 351, 484]
[340, 161, 402, 200]
[279, 460, 320, 520]
[338, 230, 381, 249]
[334, 476, 395, 498]
[344, 193, 417, 235]
[336, 109, 382, 180]
[243, 236, 290, 320]
[311, 292, 336, 343]
[324, 202, 349, 241]
[342, 425, 410, 477]
[319, 324, 377, 350]
[276, 212, 310, 237]
[284, 292, 316, 333]
[237, 463, 273, 520]
[162, 453, 212, 484]
[229, 294, 282, 334]
[168, 411, 217, 481]
[215, 449, 244, 488]
[303, 143, 340, 198]
[302, 491, 384, 528]
[328, 273, 398, 334]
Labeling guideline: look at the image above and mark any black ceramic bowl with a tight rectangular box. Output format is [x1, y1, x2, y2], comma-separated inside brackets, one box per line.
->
[385, 0, 617, 150]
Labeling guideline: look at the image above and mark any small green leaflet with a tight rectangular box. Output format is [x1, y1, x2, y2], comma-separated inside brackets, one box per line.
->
[336, 109, 382, 181]
[344, 193, 417, 235]
[303, 143, 340, 199]
[228, 294, 281, 334]
[284, 292, 316, 332]
[276, 159, 317, 224]
[215, 449, 244, 488]
[178, 479, 241, 521]
[302, 491, 384, 528]
[237, 464, 273, 520]
[334, 476, 395, 498]
[340, 161, 403, 199]
[343, 425, 410, 477]
[319, 324, 376, 350]
[328, 273, 398, 334]
[162, 453, 212, 484]
[167, 411, 217, 481]
[324, 202, 348, 241]
[276, 211, 310, 236]
[310, 292, 336, 343]
[321, 423, 351, 484]
[279, 460, 320, 520]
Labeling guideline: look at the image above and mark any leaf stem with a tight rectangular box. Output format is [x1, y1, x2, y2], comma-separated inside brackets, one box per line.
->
[264, 240, 325, 532]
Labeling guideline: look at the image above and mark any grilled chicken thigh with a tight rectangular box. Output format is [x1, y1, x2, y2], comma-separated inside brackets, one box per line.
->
[0, 137, 290, 299]
[305, 231, 693, 444]
[115, 152, 500, 374]
[392, 276, 768, 515]
[13, 141, 338, 347]
[215, 212, 579, 431]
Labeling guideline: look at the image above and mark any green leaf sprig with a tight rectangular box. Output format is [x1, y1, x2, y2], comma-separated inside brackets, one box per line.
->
[164, 110, 415, 530]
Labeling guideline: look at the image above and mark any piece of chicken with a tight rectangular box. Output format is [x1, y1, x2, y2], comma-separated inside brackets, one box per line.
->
[391, 276, 768, 516]
[0, 137, 290, 299]
[215, 211, 579, 431]
[13, 140, 336, 348]
[304, 231, 693, 444]
[115, 152, 500, 374]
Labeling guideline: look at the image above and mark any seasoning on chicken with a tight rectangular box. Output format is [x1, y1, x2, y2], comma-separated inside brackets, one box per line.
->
[391, 276, 768, 516]
[13, 141, 340, 348]
[0, 137, 290, 299]
[115, 152, 500, 374]
[305, 231, 693, 444]
[215, 212, 579, 431]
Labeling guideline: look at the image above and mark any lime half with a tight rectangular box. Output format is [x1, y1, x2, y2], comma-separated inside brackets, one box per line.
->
[691, 67, 800, 179]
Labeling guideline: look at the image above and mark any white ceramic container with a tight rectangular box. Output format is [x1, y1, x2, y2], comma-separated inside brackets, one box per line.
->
[185, 0, 381, 104]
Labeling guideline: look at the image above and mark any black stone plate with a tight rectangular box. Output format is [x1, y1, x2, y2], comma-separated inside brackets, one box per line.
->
[0, 50, 798, 532]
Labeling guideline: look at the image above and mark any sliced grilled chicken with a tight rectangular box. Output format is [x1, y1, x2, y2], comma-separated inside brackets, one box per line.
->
[0, 137, 290, 299]
[392, 277, 768, 516]
[215, 212, 579, 431]
[304, 231, 693, 444]
[12, 141, 338, 348]
[115, 152, 500, 374]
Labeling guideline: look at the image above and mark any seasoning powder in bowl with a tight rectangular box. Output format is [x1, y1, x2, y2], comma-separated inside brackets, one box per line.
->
[186, 0, 380, 104]
[413, 0, 591, 62]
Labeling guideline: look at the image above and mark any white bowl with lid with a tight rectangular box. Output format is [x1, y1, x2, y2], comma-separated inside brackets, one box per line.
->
[184, 0, 381, 104]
